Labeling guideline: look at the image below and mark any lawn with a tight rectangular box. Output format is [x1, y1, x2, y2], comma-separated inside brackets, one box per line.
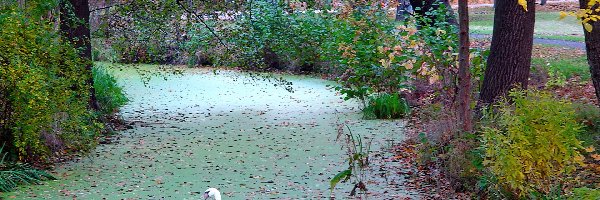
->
[470, 9, 585, 42]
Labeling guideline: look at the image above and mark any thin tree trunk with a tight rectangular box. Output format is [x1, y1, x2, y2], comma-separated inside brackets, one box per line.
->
[60, 0, 99, 111]
[479, 0, 536, 105]
[580, 0, 600, 105]
[457, 0, 472, 132]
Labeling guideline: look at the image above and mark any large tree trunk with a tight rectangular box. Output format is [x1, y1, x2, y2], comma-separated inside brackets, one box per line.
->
[479, 0, 535, 105]
[457, 0, 472, 132]
[60, 0, 99, 110]
[409, 0, 457, 26]
[580, 0, 600, 105]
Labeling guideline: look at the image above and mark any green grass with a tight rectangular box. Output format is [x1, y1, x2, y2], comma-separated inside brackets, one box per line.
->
[573, 103, 600, 149]
[93, 65, 129, 115]
[363, 93, 410, 119]
[470, 11, 585, 42]
[531, 56, 590, 80]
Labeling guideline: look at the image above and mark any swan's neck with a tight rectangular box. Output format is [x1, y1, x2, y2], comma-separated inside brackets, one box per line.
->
[214, 192, 221, 200]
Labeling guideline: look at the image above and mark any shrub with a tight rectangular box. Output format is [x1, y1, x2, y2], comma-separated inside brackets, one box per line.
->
[363, 93, 410, 119]
[93, 66, 129, 116]
[0, 5, 101, 163]
[185, 1, 329, 71]
[480, 89, 585, 197]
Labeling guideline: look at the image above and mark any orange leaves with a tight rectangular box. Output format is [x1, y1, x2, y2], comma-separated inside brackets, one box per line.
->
[338, 43, 356, 60]
[585, 145, 596, 153]
[583, 145, 600, 161]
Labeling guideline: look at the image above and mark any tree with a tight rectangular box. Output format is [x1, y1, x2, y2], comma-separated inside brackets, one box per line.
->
[479, 0, 536, 105]
[60, 0, 99, 110]
[579, 0, 600, 105]
[457, 0, 471, 131]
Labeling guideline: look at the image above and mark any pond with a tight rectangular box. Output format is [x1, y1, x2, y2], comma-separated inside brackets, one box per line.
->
[3, 64, 418, 199]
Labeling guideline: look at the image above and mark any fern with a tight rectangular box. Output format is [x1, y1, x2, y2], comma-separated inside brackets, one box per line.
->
[0, 144, 56, 192]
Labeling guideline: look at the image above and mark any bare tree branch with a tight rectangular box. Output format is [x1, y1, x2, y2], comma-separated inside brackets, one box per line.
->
[175, 0, 228, 50]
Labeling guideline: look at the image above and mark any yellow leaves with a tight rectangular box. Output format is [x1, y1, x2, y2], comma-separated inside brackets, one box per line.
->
[379, 59, 391, 68]
[584, 22, 594, 32]
[575, 154, 586, 166]
[435, 29, 446, 36]
[558, 6, 599, 33]
[404, 62, 413, 70]
[482, 159, 492, 166]
[377, 46, 385, 54]
[559, 11, 568, 20]
[518, 0, 528, 11]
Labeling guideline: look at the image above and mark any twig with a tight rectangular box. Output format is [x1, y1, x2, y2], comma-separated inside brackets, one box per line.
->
[175, 0, 229, 50]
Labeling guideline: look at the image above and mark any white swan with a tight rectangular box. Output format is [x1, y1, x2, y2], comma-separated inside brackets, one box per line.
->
[203, 188, 221, 200]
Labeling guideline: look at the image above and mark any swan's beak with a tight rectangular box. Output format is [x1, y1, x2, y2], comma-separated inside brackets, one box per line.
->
[203, 192, 209, 199]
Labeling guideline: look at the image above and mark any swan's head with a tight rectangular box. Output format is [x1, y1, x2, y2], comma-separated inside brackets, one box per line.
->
[203, 188, 221, 200]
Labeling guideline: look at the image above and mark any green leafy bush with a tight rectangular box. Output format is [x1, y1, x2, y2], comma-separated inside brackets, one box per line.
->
[185, 1, 328, 71]
[480, 90, 585, 197]
[363, 93, 410, 119]
[93, 66, 129, 116]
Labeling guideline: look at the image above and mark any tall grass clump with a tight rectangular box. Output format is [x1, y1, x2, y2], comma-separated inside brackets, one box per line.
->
[0, 144, 55, 192]
[93, 66, 129, 116]
[363, 93, 410, 119]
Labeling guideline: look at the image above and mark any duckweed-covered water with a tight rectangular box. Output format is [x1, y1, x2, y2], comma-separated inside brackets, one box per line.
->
[3, 65, 418, 199]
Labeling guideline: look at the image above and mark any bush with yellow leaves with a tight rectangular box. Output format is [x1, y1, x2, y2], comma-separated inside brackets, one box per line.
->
[0, 6, 101, 163]
[480, 89, 585, 197]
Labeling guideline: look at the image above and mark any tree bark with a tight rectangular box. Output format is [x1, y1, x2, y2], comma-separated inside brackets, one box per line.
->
[479, 0, 535, 105]
[409, 0, 457, 26]
[580, 0, 600, 105]
[457, 0, 472, 132]
[60, 0, 99, 110]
